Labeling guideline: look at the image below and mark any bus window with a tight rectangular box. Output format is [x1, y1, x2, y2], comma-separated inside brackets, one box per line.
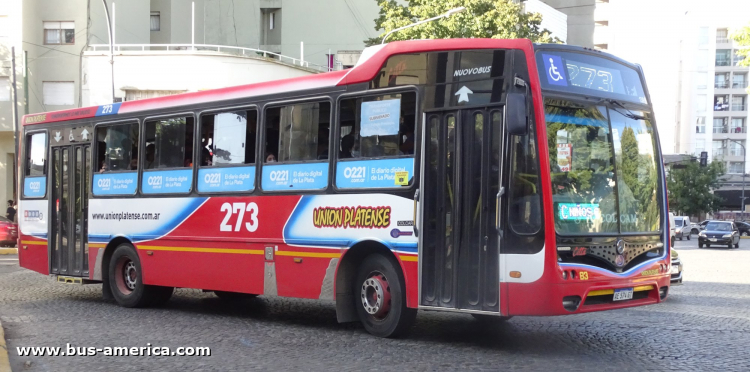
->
[508, 118, 542, 235]
[262, 101, 330, 191]
[197, 110, 258, 193]
[142, 116, 195, 194]
[95, 123, 139, 172]
[336, 92, 416, 189]
[92, 123, 139, 196]
[23, 132, 48, 198]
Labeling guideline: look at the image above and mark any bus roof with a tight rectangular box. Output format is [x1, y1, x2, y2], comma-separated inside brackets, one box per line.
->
[21, 38, 535, 126]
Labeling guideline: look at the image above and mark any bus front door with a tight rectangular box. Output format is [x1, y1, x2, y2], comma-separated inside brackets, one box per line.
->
[420, 108, 503, 313]
[49, 144, 91, 278]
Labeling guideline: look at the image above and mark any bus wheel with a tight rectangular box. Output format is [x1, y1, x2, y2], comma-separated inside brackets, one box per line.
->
[214, 291, 257, 301]
[108, 243, 172, 308]
[354, 254, 416, 338]
[472, 314, 513, 323]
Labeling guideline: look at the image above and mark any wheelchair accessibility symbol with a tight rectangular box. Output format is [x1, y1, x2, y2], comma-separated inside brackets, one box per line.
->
[542, 54, 568, 87]
[548, 58, 563, 82]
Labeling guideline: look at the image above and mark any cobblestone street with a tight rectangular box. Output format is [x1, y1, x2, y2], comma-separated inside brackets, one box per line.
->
[1, 239, 749, 371]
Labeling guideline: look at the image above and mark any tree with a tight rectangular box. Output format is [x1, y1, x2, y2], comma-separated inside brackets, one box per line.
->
[365, 0, 558, 46]
[667, 160, 726, 217]
[730, 24, 750, 68]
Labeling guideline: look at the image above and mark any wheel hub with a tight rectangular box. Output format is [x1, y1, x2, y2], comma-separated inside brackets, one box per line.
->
[122, 260, 137, 290]
[361, 273, 391, 319]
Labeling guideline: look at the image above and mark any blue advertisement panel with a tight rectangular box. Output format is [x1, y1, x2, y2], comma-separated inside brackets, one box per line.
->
[336, 158, 414, 189]
[142, 169, 193, 194]
[197, 166, 256, 193]
[92, 172, 138, 195]
[24, 176, 47, 198]
[360, 99, 401, 137]
[262, 162, 328, 191]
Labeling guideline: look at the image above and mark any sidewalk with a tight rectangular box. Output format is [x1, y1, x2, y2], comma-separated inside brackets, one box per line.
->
[0, 318, 10, 372]
[0, 245, 17, 255]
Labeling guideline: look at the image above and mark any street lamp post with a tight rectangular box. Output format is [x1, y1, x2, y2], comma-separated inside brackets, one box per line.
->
[381, 7, 467, 44]
[726, 139, 746, 219]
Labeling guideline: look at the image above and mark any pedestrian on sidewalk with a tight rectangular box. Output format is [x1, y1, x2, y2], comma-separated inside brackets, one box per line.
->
[6, 200, 16, 223]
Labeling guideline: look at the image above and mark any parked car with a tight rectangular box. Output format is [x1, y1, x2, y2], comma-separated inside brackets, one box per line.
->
[0, 216, 18, 247]
[669, 212, 676, 247]
[735, 221, 750, 236]
[691, 220, 710, 235]
[698, 221, 740, 248]
[671, 249, 683, 285]
[673, 216, 691, 240]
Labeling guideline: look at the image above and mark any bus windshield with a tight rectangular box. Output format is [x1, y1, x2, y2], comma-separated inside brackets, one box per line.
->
[546, 99, 660, 234]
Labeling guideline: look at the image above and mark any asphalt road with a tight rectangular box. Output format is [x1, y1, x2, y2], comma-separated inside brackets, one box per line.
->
[1, 238, 749, 371]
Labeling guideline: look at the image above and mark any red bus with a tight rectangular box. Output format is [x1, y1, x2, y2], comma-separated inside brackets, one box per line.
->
[17, 39, 670, 338]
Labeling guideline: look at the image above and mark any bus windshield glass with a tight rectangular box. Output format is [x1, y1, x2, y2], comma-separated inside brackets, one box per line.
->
[536, 50, 647, 105]
[546, 99, 660, 234]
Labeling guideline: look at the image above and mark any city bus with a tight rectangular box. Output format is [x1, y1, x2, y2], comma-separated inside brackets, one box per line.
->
[17, 39, 671, 338]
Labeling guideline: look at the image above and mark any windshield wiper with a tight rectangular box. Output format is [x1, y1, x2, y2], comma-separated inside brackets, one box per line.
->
[607, 99, 647, 121]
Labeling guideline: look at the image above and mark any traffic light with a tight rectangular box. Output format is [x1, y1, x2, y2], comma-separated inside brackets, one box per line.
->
[700, 151, 708, 167]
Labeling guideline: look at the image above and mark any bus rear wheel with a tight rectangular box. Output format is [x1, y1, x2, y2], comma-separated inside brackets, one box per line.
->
[108, 243, 173, 308]
[354, 254, 416, 338]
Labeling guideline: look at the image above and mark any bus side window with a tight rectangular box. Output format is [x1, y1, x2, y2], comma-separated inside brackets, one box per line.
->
[95, 123, 139, 173]
[508, 128, 542, 235]
[200, 110, 257, 166]
[23, 132, 48, 198]
[144, 116, 194, 169]
[335, 92, 416, 189]
[265, 102, 330, 162]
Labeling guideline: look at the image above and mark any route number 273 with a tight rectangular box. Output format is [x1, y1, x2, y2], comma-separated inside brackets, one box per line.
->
[220, 202, 259, 232]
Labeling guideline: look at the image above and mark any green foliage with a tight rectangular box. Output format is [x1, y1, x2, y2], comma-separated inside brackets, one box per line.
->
[730, 25, 750, 68]
[667, 160, 726, 217]
[366, 0, 559, 46]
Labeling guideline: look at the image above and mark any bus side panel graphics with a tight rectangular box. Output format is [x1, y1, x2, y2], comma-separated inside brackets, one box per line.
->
[336, 158, 414, 189]
[197, 166, 255, 193]
[17, 199, 50, 275]
[262, 163, 328, 191]
[141, 169, 193, 194]
[24, 177, 47, 198]
[92, 172, 137, 196]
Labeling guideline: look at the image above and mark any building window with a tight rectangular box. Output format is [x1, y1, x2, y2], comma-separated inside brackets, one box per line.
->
[717, 28, 729, 44]
[713, 117, 728, 133]
[733, 50, 747, 66]
[0, 77, 10, 101]
[269, 12, 275, 30]
[0, 15, 9, 38]
[696, 72, 707, 89]
[150, 12, 160, 31]
[42, 81, 74, 106]
[697, 95, 707, 112]
[716, 49, 731, 66]
[44, 21, 75, 45]
[95, 123, 139, 172]
[714, 95, 729, 111]
[733, 73, 747, 89]
[728, 162, 744, 174]
[715, 73, 729, 88]
[729, 140, 745, 157]
[696, 116, 706, 133]
[144, 116, 195, 169]
[698, 27, 708, 45]
[731, 118, 746, 133]
[731, 96, 746, 111]
[695, 141, 705, 156]
[713, 140, 724, 157]
[697, 50, 708, 70]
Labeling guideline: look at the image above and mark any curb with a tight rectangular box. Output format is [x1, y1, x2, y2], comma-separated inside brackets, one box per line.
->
[0, 319, 10, 372]
[0, 248, 17, 255]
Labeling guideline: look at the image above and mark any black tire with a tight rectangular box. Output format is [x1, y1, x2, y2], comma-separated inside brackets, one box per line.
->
[472, 314, 513, 323]
[699, 243, 704, 248]
[671, 237, 675, 248]
[706, 244, 711, 248]
[735, 242, 740, 248]
[354, 254, 416, 338]
[108, 243, 173, 308]
[687, 235, 691, 241]
[214, 291, 258, 301]
[679, 237, 683, 241]
[728, 242, 733, 249]
[692, 229, 699, 235]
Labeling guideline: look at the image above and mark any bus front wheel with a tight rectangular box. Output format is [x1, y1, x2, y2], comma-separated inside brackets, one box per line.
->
[354, 254, 416, 338]
[108, 243, 173, 308]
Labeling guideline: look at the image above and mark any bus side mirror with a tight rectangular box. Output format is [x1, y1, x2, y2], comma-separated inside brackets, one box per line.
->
[507, 93, 528, 136]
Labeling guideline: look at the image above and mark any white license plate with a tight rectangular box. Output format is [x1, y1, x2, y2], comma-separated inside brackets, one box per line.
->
[710, 238, 717, 242]
[613, 288, 634, 301]
[671, 266, 679, 274]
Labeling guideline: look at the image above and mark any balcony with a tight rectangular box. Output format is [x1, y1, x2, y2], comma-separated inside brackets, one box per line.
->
[733, 81, 749, 89]
[716, 81, 729, 89]
[717, 37, 730, 44]
[731, 104, 747, 111]
[716, 59, 731, 67]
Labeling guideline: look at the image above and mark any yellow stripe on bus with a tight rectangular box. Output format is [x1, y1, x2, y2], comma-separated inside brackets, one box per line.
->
[20, 240, 47, 246]
[88, 243, 106, 248]
[400, 255, 419, 262]
[137, 246, 264, 255]
[275, 251, 341, 259]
